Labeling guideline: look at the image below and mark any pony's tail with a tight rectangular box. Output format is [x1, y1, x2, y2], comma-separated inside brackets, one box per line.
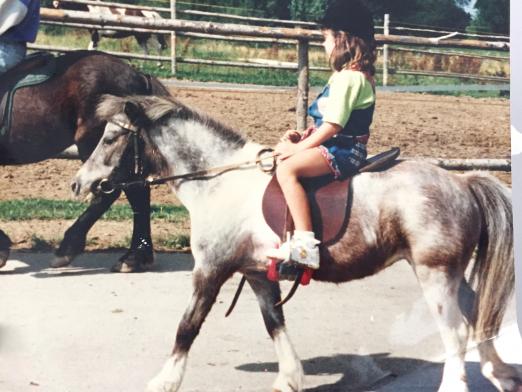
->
[465, 172, 514, 342]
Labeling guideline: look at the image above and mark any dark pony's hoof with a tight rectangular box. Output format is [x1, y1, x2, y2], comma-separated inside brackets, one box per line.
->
[50, 254, 75, 268]
[0, 249, 9, 269]
[0, 232, 12, 268]
[111, 249, 154, 273]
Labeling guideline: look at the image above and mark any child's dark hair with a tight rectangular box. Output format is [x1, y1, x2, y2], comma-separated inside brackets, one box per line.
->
[320, 0, 377, 75]
[329, 30, 376, 75]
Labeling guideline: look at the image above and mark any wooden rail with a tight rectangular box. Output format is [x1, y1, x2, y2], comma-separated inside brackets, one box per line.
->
[54, 146, 511, 172]
[39, 7, 510, 129]
[40, 8, 509, 50]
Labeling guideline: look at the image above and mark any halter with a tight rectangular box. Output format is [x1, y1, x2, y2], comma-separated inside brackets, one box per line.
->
[96, 118, 277, 194]
[108, 118, 144, 178]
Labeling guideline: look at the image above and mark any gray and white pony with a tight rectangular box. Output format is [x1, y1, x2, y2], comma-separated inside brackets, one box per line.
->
[72, 95, 519, 392]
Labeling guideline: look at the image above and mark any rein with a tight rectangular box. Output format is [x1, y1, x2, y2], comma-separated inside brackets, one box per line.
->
[96, 119, 277, 194]
[97, 146, 278, 194]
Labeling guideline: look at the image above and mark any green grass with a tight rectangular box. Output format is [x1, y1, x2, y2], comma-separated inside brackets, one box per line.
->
[0, 199, 188, 222]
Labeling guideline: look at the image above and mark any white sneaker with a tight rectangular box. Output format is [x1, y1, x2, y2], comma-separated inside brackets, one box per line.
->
[290, 231, 320, 269]
[266, 231, 321, 270]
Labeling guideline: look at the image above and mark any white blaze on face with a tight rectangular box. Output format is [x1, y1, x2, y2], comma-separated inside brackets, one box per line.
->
[73, 120, 130, 197]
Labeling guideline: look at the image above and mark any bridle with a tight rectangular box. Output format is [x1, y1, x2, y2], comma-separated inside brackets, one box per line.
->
[95, 118, 278, 194]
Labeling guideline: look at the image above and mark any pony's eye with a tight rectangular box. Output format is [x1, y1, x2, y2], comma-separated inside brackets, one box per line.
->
[103, 135, 119, 145]
[103, 129, 128, 145]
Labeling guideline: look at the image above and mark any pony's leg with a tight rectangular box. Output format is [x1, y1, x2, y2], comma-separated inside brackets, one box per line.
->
[112, 184, 154, 273]
[415, 265, 470, 392]
[136, 35, 150, 55]
[147, 266, 232, 392]
[88, 29, 99, 50]
[52, 190, 121, 267]
[0, 229, 12, 268]
[477, 340, 521, 391]
[460, 280, 521, 391]
[157, 34, 168, 51]
[247, 272, 304, 392]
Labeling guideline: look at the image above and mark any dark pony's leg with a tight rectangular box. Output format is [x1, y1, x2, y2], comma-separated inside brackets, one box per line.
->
[135, 33, 151, 55]
[88, 29, 99, 50]
[52, 190, 121, 268]
[112, 184, 154, 273]
[157, 34, 168, 51]
[0, 229, 12, 268]
[147, 265, 233, 392]
[246, 272, 304, 392]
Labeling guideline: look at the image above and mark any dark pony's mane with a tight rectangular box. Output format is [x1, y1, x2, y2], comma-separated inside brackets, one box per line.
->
[96, 95, 247, 150]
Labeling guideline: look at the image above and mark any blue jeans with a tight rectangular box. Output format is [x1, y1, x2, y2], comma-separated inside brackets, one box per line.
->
[0, 39, 27, 74]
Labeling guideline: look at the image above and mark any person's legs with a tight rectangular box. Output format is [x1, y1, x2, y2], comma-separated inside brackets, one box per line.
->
[0, 39, 26, 74]
[276, 148, 333, 231]
[267, 148, 333, 269]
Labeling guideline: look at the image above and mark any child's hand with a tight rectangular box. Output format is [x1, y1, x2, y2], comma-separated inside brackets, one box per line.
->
[275, 140, 299, 161]
[280, 130, 301, 143]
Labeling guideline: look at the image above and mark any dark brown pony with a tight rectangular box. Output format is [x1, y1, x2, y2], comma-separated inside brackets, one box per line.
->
[0, 50, 170, 271]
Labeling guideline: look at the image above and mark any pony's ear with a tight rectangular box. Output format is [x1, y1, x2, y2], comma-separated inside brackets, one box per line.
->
[124, 101, 148, 127]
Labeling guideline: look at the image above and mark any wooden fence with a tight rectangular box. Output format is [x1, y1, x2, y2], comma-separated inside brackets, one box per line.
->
[40, 7, 511, 171]
[39, 7, 510, 132]
[47, 2, 509, 86]
[54, 146, 511, 172]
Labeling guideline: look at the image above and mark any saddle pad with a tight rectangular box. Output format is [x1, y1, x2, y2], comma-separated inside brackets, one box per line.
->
[262, 175, 351, 245]
[0, 52, 57, 138]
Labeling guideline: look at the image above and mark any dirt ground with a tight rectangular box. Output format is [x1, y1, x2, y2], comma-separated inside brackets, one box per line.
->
[0, 87, 511, 251]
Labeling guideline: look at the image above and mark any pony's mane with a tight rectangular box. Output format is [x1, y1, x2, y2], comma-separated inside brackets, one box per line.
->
[97, 95, 247, 148]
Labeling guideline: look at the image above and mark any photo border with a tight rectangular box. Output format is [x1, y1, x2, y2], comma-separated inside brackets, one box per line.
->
[510, 0, 521, 333]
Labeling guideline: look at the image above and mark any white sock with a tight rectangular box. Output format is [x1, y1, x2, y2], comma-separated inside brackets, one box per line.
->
[293, 230, 319, 242]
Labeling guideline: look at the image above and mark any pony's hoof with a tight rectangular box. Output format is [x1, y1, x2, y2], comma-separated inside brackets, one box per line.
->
[0, 249, 9, 268]
[112, 250, 154, 273]
[111, 260, 136, 273]
[50, 255, 74, 268]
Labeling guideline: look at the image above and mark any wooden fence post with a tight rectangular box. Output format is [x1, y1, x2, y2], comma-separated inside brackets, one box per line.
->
[296, 38, 309, 131]
[383, 13, 389, 86]
[170, 0, 176, 76]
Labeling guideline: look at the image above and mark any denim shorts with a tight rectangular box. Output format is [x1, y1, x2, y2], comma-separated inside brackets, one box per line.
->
[0, 39, 27, 74]
[318, 137, 368, 180]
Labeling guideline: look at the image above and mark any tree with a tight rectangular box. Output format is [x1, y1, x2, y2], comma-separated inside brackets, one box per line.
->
[365, 0, 469, 30]
[290, 0, 327, 21]
[469, 0, 509, 34]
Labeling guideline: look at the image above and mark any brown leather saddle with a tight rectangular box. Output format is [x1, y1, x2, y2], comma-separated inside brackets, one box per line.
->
[262, 147, 400, 246]
[0, 52, 56, 138]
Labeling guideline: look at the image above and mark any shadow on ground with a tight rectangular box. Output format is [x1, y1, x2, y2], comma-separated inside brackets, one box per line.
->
[237, 352, 519, 391]
[0, 251, 194, 277]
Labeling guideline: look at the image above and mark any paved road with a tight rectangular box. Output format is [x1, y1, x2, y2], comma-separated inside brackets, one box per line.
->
[0, 252, 520, 392]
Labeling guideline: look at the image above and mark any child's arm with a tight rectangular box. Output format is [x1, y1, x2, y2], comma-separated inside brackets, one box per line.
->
[276, 121, 341, 160]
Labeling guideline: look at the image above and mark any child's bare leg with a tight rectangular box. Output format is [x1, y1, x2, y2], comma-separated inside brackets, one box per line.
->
[276, 148, 332, 231]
